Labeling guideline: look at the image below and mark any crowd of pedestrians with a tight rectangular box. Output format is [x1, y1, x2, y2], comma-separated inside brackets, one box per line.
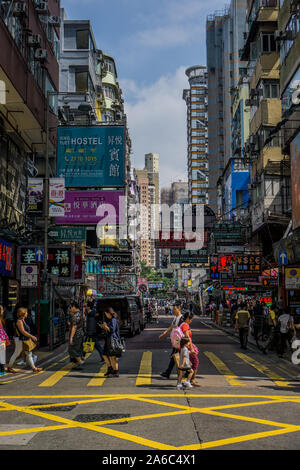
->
[208, 297, 300, 358]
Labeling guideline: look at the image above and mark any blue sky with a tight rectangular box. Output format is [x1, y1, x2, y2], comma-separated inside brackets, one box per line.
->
[62, 0, 223, 187]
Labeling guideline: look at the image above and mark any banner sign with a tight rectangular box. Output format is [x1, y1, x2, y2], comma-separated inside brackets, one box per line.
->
[56, 125, 125, 187]
[56, 190, 125, 225]
[98, 274, 137, 295]
[0, 238, 13, 276]
[49, 178, 65, 217]
[170, 248, 208, 264]
[100, 251, 132, 266]
[28, 178, 43, 213]
[148, 282, 164, 289]
[48, 227, 86, 242]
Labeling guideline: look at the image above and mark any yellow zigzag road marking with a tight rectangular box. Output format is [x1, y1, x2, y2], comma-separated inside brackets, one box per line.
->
[204, 351, 245, 386]
[236, 353, 292, 387]
[0, 401, 177, 450]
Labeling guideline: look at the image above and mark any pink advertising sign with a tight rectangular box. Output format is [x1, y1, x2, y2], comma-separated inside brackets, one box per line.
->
[56, 190, 125, 225]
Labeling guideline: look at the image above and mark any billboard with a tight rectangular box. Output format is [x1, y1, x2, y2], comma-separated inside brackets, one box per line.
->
[290, 131, 300, 230]
[56, 190, 125, 225]
[28, 178, 43, 214]
[56, 126, 125, 187]
[49, 178, 65, 217]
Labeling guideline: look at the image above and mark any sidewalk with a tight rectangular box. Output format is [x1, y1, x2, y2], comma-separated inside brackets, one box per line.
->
[5, 337, 69, 373]
[200, 315, 300, 371]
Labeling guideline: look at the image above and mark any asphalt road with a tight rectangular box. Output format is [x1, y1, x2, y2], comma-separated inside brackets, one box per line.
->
[1, 313, 300, 453]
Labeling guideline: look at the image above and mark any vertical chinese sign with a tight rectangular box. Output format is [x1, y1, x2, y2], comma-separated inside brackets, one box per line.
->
[56, 126, 125, 187]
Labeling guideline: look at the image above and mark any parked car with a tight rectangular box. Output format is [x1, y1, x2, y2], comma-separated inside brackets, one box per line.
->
[96, 295, 145, 337]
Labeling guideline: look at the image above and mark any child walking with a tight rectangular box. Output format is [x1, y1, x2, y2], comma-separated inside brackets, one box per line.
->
[177, 337, 193, 390]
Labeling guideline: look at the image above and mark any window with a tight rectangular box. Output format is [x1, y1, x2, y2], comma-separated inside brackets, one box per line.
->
[264, 178, 280, 197]
[104, 59, 115, 74]
[76, 30, 90, 49]
[261, 33, 276, 53]
[75, 71, 88, 92]
[263, 81, 279, 98]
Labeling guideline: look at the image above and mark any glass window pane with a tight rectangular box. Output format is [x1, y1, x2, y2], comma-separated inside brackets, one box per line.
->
[75, 71, 87, 92]
[76, 30, 89, 49]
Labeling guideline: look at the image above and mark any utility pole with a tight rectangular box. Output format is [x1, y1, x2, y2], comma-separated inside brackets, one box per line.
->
[43, 91, 50, 300]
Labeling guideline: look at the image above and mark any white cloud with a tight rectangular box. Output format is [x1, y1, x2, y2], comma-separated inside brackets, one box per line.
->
[120, 66, 188, 188]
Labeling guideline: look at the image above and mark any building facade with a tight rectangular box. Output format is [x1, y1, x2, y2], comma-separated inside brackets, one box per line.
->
[183, 66, 209, 206]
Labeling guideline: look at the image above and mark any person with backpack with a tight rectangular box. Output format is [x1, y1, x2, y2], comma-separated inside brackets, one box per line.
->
[179, 312, 200, 387]
[159, 301, 183, 379]
[261, 304, 277, 354]
[277, 307, 294, 358]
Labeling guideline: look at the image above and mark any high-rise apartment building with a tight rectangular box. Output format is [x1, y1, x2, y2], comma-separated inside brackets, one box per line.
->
[183, 66, 209, 206]
[240, 0, 290, 257]
[136, 153, 160, 268]
[206, 1, 247, 214]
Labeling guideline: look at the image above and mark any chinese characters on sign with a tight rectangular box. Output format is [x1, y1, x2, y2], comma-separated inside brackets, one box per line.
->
[56, 126, 125, 187]
[236, 255, 262, 276]
[19, 246, 73, 279]
[0, 239, 13, 276]
[49, 178, 65, 217]
[56, 190, 125, 225]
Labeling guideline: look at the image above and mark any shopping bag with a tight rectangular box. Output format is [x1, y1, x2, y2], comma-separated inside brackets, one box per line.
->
[83, 338, 95, 354]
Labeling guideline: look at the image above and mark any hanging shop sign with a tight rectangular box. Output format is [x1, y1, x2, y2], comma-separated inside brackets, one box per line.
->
[28, 178, 43, 214]
[48, 227, 86, 243]
[236, 255, 262, 276]
[100, 251, 132, 267]
[56, 125, 125, 187]
[285, 268, 300, 289]
[56, 190, 125, 225]
[212, 222, 243, 240]
[47, 246, 73, 279]
[170, 248, 208, 264]
[19, 246, 74, 279]
[98, 274, 137, 295]
[148, 282, 165, 289]
[0, 238, 13, 276]
[49, 178, 65, 217]
[154, 231, 208, 249]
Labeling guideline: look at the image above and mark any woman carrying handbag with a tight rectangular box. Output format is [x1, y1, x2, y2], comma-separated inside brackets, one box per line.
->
[7, 307, 42, 374]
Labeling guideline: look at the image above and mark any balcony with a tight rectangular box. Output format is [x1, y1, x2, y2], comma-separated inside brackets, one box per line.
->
[250, 98, 282, 135]
[249, 52, 279, 90]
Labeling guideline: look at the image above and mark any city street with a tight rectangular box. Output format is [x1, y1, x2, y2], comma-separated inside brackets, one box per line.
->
[1, 314, 300, 451]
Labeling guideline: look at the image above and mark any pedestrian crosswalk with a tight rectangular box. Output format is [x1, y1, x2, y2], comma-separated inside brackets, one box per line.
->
[3, 349, 298, 389]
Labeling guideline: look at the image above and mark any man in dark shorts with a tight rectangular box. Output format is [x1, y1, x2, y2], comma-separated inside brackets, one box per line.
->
[68, 301, 85, 370]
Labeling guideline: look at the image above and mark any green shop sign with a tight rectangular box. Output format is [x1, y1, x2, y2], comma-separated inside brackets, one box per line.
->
[48, 227, 86, 242]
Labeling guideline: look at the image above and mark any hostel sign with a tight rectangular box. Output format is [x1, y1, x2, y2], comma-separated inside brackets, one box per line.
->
[56, 126, 125, 187]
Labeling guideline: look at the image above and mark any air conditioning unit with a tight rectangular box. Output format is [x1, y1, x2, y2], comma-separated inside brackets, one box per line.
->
[49, 16, 61, 26]
[28, 34, 42, 47]
[249, 88, 257, 98]
[275, 29, 294, 41]
[13, 3, 28, 17]
[35, 2, 49, 14]
[35, 48, 48, 61]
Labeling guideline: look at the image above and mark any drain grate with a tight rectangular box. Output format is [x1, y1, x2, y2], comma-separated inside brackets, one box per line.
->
[28, 404, 77, 412]
[74, 414, 130, 425]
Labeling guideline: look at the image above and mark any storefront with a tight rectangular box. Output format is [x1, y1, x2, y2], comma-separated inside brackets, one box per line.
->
[0, 237, 18, 307]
